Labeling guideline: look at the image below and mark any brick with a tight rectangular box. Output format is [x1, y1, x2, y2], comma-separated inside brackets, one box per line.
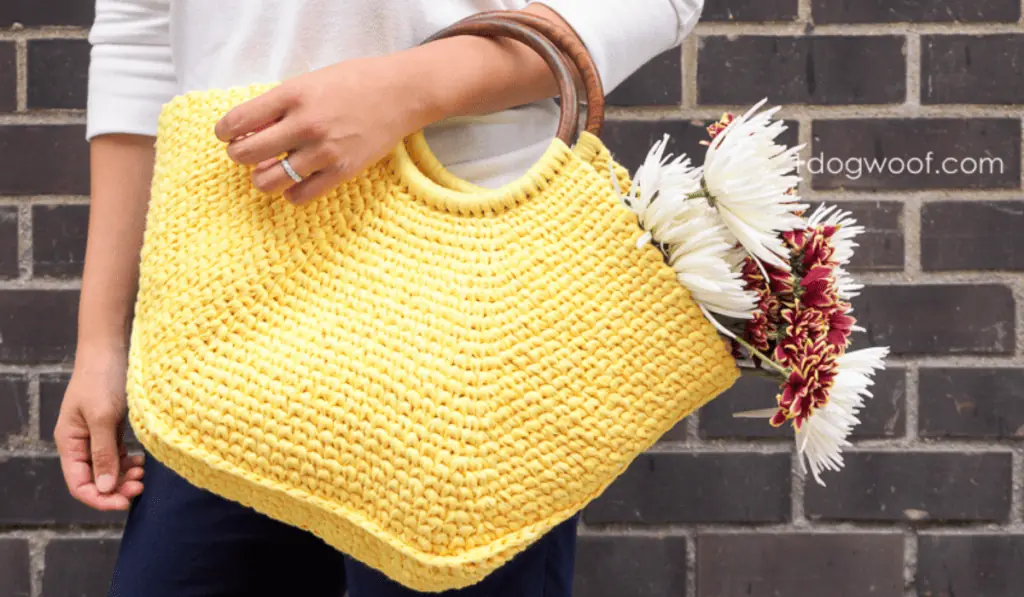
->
[701, 0, 798, 21]
[923, 35, 1024, 105]
[33, 204, 89, 277]
[0, 539, 30, 597]
[0, 43, 15, 113]
[0, 1, 95, 27]
[922, 202, 1024, 271]
[0, 457, 125, 525]
[608, 50, 680, 107]
[697, 533, 904, 597]
[0, 375, 30, 440]
[805, 452, 1012, 522]
[43, 538, 120, 597]
[0, 290, 79, 364]
[0, 206, 18, 278]
[27, 40, 89, 110]
[812, 0, 1020, 23]
[574, 536, 686, 597]
[917, 534, 1024, 597]
[920, 368, 1024, 439]
[810, 201, 904, 272]
[700, 368, 905, 439]
[854, 285, 1015, 356]
[0, 126, 90, 195]
[698, 36, 905, 106]
[810, 119, 1020, 190]
[584, 453, 790, 524]
[39, 373, 69, 443]
[604, 120, 798, 174]
[658, 417, 688, 442]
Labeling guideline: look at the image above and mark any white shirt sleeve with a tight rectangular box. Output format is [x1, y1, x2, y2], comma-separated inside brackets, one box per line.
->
[86, 0, 177, 140]
[532, 0, 703, 93]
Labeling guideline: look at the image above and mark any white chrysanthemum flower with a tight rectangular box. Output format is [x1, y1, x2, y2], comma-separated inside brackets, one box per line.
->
[659, 204, 759, 319]
[620, 134, 703, 242]
[807, 204, 865, 299]
[703, 98, 808, 270]
[797, 346, 890, 486]
[615, 138, 758, 320]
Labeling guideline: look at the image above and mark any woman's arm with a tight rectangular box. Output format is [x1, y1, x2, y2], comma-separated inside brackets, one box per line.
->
[214, 4, 582, 203]
[54, 136, 152, 510]
[56, 0, 174, 510]
[216, 2, 701, 204]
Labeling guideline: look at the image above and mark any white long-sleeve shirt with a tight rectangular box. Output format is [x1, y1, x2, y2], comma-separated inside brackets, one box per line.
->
[87, 0, 703, 187]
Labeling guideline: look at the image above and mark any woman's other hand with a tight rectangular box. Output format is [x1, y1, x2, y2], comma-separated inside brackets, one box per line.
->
[55, 346, 145, 511]
[215, 5, 577, 204]
[214, 53, 438, 205]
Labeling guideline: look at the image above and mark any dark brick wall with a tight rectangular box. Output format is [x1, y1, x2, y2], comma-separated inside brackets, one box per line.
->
[2, 2, 1023, 596]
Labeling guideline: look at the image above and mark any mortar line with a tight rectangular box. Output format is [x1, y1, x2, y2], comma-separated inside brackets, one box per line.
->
[584, 521, 1024, 535]
[0, 280, 81, 290]
[0, 196, 90, 206]
[694, 23, 1024, 35]
[903, 530, 917, 597]
[0, 28, 90, 41]
[802, 191, 1024, 202]
[28, 535, 44, 597]
[1011, 277, 1024, 362]
[14, 38, 26, 112]
[26, 373, 40, 443]
[1010, 447, 1023, 524]
[685, 528, 697, 597]
[798, 113, 813, 202]
[905, 32, 921, 108]
[790, 453, 807, 526]
[0, 112, 86, 125]
[681, 37, 698, 109]
[904, 364, 920, 443]
[609, 104, 1024, 120]
[685, 409, 702, 443]
[901, 196, 922, 276]
[17, 202, 32, 279]
[797, 0, 811, 22]
[0, 529, 123, 540]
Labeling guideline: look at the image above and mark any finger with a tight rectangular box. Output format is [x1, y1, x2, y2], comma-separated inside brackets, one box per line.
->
[225, 115, 322, 166]
[120, 454, 145, 477]
[74, 483, 132, 511]
[123, 453, 145, 469]
[122, 466, 145, 483]
[285, 167, 347, 205]
[56, 426, 98, 499]
[215, 85, 299, 142]
[86, 410, 122, 494]
[251, 147, 332, 194]
[118, 480, 145, 499]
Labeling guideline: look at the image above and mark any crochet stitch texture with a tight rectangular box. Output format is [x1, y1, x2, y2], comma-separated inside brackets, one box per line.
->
[128, 85, 739, 591]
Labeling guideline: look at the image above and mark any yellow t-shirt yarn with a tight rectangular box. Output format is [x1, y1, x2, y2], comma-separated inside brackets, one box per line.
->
[127, 85, 739, 592]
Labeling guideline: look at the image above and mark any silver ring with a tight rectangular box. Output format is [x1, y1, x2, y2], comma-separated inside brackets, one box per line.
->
[280, 156, 303, 183]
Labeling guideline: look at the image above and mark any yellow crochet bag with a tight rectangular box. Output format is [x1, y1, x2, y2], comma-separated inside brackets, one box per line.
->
[127, 13, 738, 592]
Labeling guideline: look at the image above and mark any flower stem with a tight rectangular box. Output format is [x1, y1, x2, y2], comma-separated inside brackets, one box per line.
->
[738, 366, 788, 382]
[731, 336, 790, 376]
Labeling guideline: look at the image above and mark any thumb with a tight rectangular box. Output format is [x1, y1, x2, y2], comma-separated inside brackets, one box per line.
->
[86, 409, 122, 494]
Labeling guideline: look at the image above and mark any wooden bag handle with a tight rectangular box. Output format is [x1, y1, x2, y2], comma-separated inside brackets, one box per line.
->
[455, 11, 605, 138]
[423, 12, 605, 144]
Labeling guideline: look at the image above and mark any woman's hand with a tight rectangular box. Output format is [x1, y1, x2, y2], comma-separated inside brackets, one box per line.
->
[215, 5, 578, 204]
[214, 54, 439, 204]
[54, 346, 145, 511]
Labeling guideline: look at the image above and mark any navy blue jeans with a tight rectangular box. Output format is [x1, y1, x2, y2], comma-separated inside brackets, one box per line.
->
[108, 455, 578, 597]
